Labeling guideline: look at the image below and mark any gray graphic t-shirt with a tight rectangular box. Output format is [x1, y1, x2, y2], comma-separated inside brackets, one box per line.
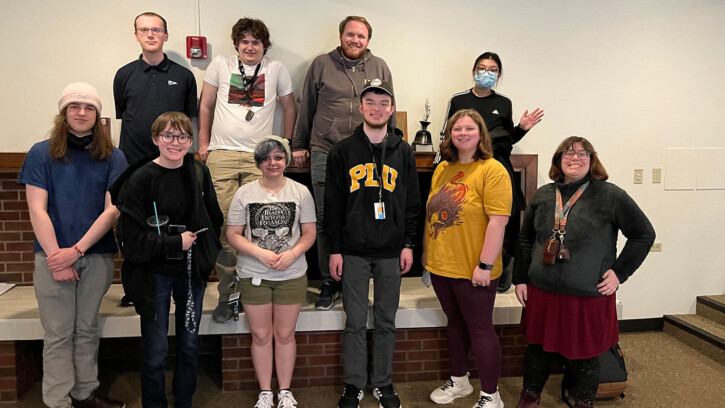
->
[227, 178, 316, 280]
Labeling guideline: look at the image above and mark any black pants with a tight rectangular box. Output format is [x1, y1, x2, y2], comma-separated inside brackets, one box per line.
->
[522, 344, 599, 405]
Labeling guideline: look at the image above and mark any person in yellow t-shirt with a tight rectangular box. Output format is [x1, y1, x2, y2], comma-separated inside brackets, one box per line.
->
[424, 109, 512, 408]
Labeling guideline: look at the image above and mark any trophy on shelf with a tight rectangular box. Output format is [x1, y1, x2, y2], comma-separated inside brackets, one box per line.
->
[412, 99, 434, 152]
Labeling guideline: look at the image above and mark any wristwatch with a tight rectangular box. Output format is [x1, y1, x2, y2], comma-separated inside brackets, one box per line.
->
[477, 260, 493, 270]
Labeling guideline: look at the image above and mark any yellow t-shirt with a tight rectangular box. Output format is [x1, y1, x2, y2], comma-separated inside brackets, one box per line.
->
[424, 159, 512, 280]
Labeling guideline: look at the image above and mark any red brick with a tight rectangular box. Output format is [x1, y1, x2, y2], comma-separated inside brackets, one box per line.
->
[0, 181, 21, 190]
[0, 355, 15, 367]
[307, 332, 342, 343]
[21, 232, 35, 241]
[0, 273, 23, 282]
[396, 340, 422, 351]
[406, 350, 438, 361]
[5, 263, 33, 272]
[307, 354, 340, 366]
[222, 382, 241, 392]
[0, 212, 19, 221]
[406, 329, 442, 340]
[325, 364, 344, 377]
[404, 371, 441, 382]
[221, 360, 238, 370]
[294, 334, 308, 344]
[0, 253, 21, 262]
[309, 376, 340, 387]
[0, 343, 16, 354]
[2, 201, 27, 211]
[5, 243, 33, 252]
[0, 191, 19, 200]
[21, 252, 34, 262]
[293, 366, 325, 377]
[222, 348, 250, 359]
[297, 344, 324, 355]
[0, 232, 21, 241]
[221, 336, 238, 348]
[222, 369, 256, 381]
[324, 343, 342, 353]
[423, 360, 450, 371]
[422, 339, 448, 349]
[290, 378, 310, 388]
[392, 361, 422, 372]
[0, 378, 17, 390]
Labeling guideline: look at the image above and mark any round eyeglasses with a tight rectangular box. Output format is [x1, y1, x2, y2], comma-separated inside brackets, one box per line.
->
[159, 133, 191, 144]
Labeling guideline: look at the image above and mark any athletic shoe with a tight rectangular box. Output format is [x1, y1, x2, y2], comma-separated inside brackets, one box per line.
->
[315, 280, 340, 310]
[338, 383, 364, 408]
[430, 372, 474, 404]
[373, 383, 401, 408]
[254, 391, 274, 408]
[277, 389, 297, 408]
[473, 389, 504, 408]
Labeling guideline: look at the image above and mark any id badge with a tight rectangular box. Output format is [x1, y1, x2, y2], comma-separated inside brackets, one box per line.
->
[374, 202, 386, 220]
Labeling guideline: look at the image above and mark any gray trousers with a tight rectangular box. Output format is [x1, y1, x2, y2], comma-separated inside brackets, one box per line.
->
[311, 151, 332, 283]
[341, 255, 401, 389]
[33, 252, 114, 408]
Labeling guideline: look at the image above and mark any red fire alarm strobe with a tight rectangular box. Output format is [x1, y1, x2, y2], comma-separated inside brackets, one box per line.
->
[186, 36, 207, 59]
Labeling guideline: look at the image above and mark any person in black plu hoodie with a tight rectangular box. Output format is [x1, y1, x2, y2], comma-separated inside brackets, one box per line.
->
[324, 79, 420, 408]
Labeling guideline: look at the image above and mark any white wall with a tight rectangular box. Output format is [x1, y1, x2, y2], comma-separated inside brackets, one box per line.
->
[1, 0, 723, 319]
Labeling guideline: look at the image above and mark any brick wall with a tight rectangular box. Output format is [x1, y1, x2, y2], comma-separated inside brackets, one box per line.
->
[0, 340, 42, 402]
[221, 326, 526, 392]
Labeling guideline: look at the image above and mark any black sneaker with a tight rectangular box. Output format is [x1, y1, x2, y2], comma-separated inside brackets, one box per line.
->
[338, 383, 363, 408]
[315, 281, 340, 310]
[373, 384, 401, 408]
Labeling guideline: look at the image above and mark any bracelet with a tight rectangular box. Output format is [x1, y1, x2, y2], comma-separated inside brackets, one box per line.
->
[72, 244, 84, 258]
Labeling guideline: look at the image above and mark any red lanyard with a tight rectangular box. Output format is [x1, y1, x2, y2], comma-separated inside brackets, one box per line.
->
[554, 182, 589, 234]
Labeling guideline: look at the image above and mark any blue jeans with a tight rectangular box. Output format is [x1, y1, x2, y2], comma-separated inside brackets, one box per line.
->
[140, 274, 206, 408]
[311, 151, 331, 283]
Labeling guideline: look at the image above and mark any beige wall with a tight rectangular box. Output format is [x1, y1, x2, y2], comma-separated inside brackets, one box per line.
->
[1, 0, 724, 318]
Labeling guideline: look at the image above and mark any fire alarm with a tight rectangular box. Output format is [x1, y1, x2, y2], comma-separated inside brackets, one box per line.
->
[186, 36, 207, 59]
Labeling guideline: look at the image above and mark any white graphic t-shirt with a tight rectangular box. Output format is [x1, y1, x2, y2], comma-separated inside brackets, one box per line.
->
[226, 178, 316, 280]
[204, 55, 294, 152]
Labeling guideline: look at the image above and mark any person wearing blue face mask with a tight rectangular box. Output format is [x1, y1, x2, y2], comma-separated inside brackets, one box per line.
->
[439, 52, 544, 294]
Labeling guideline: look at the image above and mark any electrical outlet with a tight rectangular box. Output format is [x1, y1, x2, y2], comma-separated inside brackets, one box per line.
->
[634, 169, 643, 184]
[650, 242, 662, 252]
[652, 168, 662, 184]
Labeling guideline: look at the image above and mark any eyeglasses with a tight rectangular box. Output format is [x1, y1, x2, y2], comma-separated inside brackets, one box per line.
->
[136, 27, 166, 35]
[475, 67, 500, 75]
[562, 150, 591, 160]
[159, 132, 191, 144]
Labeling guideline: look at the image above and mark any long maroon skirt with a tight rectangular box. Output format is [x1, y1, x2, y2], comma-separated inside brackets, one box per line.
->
[521, 284, 618, 360]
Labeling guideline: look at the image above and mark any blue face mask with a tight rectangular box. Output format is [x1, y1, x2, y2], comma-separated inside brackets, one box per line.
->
[474, 70, 498, 89]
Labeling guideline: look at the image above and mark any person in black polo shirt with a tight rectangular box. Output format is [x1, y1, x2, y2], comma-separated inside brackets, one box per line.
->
[114, 11, 198, 166]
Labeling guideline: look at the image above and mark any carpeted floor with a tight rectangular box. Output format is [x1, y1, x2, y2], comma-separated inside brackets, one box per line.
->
[9, 331, 725, 407]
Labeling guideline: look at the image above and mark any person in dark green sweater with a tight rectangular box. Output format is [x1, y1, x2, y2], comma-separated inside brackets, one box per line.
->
[513, 136, 655, 408]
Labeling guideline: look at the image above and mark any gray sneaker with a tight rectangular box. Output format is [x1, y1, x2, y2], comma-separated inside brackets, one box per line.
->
[212, 302, 234, 323]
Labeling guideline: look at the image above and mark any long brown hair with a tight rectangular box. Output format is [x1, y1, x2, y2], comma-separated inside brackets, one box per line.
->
[548, 136, 608, 182]
[439, 109, 493, 163]
[49, 109, 113, 161]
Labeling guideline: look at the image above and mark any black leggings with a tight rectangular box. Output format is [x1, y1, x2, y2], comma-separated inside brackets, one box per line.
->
[522, 344, 599, 405]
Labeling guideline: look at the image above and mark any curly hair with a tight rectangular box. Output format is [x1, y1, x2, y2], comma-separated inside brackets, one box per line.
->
[231, 17, 272, 52]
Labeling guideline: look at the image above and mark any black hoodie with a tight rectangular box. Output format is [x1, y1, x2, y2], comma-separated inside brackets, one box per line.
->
[324, 124, 420, 258]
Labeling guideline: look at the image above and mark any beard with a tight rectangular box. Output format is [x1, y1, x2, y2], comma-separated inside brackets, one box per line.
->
[341, 44, 366, 61]
[363, 118, 387, 129]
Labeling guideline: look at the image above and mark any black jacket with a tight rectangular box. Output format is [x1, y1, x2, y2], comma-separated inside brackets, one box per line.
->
[110, 154, 223, 318]
[324, 124, 420, 258]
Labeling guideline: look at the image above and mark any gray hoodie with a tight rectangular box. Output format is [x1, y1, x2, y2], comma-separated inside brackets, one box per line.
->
[292, 47, 394, 154]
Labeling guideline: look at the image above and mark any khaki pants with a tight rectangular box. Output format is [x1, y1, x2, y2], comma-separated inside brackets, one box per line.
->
[206, 149, 261, 301]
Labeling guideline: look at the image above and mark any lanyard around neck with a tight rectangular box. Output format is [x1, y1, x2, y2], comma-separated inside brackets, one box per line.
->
[365, 134, 388, 203]
[238, 60, 262, 90]
[554, 182, 589, 233]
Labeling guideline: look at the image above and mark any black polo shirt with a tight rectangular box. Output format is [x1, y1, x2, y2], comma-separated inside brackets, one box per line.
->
[113, 54, 198, 165]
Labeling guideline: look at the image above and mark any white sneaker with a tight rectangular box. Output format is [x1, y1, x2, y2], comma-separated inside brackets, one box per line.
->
[473, 389, 504, 408]
[255, 391, 274, 408]
[430, 373, 474, 404]
[277, 390, 297, 408]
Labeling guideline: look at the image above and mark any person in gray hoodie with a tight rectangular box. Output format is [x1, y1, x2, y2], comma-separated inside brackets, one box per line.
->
[291, 15, 394, 311]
